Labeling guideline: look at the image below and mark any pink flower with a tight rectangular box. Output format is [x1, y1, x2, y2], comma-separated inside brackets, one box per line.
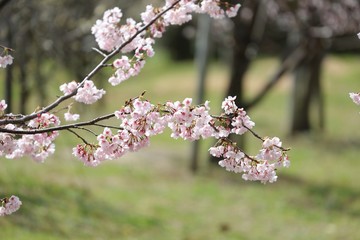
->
[226, 4, 241, 18]
[91, 7, 123, 52]
[28, 113, 60, 128]
[0, 195, 22, 216]
[59, 81, 78, 95]
[231, 108, 255, 135]
[0, 131, 16, 157]
[0, 99, 7, 111]
[7, 132, 58, 163]
[242, 161, 278, 184]
[0, 54, 13, 68]
[73, 144, 100, 167]
[221, 96, 237, 114]
[209, 145, 225, 158]
[64, 112, 80, 121]
[200, 0, 224, 19]
[349, 92, 360, 105]
[141, 5, 156, 25]
[113, 56, 131, 69]
[74, 80, 106, 104]
[163, 6, 193, 25]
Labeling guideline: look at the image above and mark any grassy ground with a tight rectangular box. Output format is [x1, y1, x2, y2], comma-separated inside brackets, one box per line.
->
[1, 53, 360, 239]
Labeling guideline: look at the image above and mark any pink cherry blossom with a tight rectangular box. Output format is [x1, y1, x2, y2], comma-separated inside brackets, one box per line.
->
[242, 160, 278, 184]
[91, 7, 123, 52]
[7, 132, 58, 163]
[110, 54, 147, 86]
[28, 113, 60, 128]
[0, 99, 7, 112]
[200, 0, 225, 19]
[163, 5, 193, 25]
[0, 195, 22, 216]
[64, 112, 80, 121]
[221, 96, 238, 114]
[231, 108, 255, 135]
[73, 144, 100, 167]
[141, 5, 157, 25]
[257, 137, 283, 161]
[0, 54, 13, 68]
[59, 81, 78, 95]
[349, 92, 360, 105]
[74, 80, 106, 104]
[226, 3, 241, 18]
[0, 125, 17, 156]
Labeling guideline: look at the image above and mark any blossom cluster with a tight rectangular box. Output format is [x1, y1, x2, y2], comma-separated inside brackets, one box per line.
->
[57, 0, 242, 123]
[210, 142, 277, 184]
[92, 1, 240, 52]
[0, 195, 22, 216]
[72, 96, 290, 183]
[59, 80, 106, 105]
[90, 0, 240, 86]
[73, 98, 162, 166]
[210, 137, 290, 183]
[0, 110, 60, 162]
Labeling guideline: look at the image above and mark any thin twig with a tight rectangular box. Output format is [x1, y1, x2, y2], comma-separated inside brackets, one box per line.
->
[243, 124, 264, 141]
[73, 126, 98, 137]
[92, 47, 107, 57]
[67, 129, 89, 145]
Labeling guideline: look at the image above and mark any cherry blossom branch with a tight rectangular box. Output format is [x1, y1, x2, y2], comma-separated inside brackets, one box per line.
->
[0, 112, 116, 134]
[0, 0, 181, 126]
[2, 1, 283, 217]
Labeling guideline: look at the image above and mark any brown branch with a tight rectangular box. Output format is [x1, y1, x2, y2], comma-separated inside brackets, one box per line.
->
[0, 112, 116, 135]
[67, 129, 90, 145]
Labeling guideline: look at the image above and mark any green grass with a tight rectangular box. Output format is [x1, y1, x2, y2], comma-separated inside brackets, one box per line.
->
[1, 53, 360, 239]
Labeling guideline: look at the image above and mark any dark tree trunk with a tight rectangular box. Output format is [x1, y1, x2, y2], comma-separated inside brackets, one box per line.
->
[35, 50, 46, 107]
[19, 63, 29, 114]
[5, 62, 13, 114]
[19, 60, 29, 114]
[190, 15, 211, 173]
[290, 39, 325, 135]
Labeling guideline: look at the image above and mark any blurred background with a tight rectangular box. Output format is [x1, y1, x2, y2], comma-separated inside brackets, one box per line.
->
[1, 0, 360, 239]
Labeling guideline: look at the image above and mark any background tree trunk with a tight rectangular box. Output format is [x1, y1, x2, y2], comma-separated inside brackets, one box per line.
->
[4, 21, 13, 114]
[290, 39, 325, 135]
